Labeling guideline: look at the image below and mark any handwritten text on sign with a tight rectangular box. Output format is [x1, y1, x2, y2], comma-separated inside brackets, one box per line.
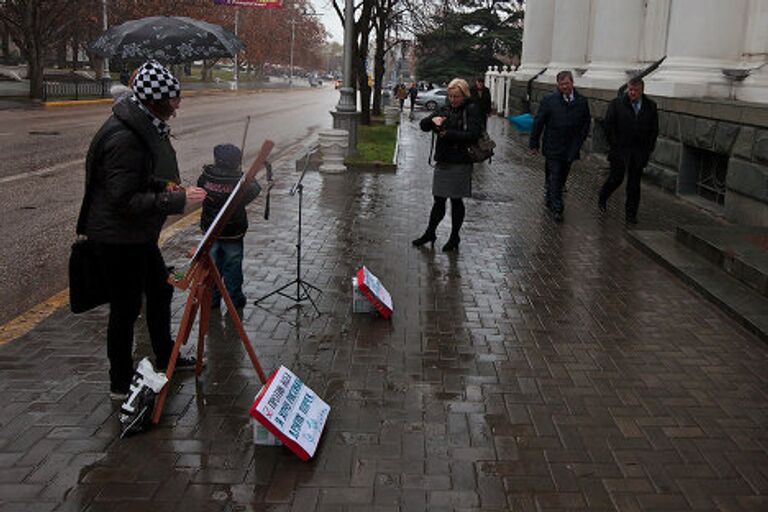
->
[254, 366, 329, 459]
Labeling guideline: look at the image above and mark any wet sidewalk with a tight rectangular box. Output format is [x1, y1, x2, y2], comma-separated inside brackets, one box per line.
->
[1, 113, 767, 511]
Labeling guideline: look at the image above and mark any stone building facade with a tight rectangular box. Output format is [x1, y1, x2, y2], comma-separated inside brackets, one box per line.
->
[490, 0, 768, 227]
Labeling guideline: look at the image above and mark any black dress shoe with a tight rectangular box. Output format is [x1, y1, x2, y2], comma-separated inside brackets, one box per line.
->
[442, 236, 460, 252]
[412, 233, 436, 248]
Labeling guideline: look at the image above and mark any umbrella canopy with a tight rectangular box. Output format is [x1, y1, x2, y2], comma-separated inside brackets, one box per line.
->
[89, 16, 245, 64]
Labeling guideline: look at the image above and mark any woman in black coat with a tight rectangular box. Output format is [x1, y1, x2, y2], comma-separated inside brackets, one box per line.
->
[413, 78, 482, 252]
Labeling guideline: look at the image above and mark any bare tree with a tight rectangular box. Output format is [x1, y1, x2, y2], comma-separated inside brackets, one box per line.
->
[371, 0, 407, 116]
[0, 0, 84, 98]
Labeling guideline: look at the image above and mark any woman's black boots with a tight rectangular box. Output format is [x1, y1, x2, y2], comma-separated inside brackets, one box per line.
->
[411, 231, 436, 248]
[442, 234, 460, 252]
[413, 198, 446, 248]
[442, 198, 464, 252]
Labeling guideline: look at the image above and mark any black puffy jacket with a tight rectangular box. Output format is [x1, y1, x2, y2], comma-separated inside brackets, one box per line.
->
[604, 93, 659, 167]
[83, 97, 185, 244]
[529, 89, 591, 162]
[198, 164, 261, 239]
[420, 99, 482, 164]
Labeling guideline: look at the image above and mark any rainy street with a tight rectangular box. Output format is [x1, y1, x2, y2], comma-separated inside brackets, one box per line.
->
[0, 112, 766, 511]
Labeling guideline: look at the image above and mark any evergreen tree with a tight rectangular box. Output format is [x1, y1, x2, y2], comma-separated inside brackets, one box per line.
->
[414, 0, 522, 83]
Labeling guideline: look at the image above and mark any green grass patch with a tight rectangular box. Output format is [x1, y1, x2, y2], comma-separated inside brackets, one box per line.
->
[348, 123, 398, 164]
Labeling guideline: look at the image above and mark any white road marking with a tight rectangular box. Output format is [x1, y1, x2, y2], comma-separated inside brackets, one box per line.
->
[0, 158, 85, 185]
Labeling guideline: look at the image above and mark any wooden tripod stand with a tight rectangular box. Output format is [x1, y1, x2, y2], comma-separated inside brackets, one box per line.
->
[151, 139, 274, 424]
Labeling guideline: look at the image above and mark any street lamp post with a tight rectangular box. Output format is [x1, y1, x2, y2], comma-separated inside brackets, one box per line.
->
[234, 8, 239, 83]
[331, 0, 360, 156]
[289, 17, 296, 87]
[101, 0, 109, 77]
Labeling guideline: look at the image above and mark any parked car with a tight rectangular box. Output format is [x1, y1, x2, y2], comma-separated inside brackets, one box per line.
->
[414, 88, 448, 110]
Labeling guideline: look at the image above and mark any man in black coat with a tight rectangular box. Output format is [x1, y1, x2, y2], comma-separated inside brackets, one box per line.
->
[470, 77, 492, 128]
[81, 60, 207, 399]
[598, 77, 659, 224]
[529, 70, 591, 222]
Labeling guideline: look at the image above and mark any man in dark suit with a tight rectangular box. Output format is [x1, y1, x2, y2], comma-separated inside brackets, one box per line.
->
[598, 77, 659, 225]
[529, 70, 591, 222]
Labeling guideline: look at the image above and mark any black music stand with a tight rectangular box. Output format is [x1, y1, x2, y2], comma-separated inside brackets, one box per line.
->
[254, 153, 322, 315]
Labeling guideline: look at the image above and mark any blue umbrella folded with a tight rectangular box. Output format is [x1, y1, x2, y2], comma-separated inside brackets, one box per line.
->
[508, 113, 533, 133]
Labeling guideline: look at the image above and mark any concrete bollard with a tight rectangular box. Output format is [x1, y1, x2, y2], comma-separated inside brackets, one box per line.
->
[384, 106, 400, 126]
[318, 129, 349, 174]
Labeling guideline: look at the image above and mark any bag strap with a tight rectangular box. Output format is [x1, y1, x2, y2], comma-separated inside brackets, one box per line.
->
[428, 131, 436, 167]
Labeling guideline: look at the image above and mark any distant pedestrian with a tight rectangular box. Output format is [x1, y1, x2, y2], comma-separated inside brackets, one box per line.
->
[79, 60, 207, 400]
[529, 70, 591, 223]
[197, 144, 261, 310]
[413, 78, 482, 252]
[397, 84, 408, 111]
[598, 77, 659, 225]
[119, 66, 131, 86]
[470, 76, 492, 128]
[408, 82, 418, 112]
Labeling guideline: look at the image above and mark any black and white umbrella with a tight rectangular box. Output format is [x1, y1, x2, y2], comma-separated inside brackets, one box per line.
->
[89, 16, 245, 64]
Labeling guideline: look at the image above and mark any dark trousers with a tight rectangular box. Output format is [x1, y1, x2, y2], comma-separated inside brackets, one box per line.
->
[544, 158, 571, 214]
[210, 238, 246, 308]
[426, 196, 465, 239]
[93, 241, 174, 392]
[599, 157, 644, 218]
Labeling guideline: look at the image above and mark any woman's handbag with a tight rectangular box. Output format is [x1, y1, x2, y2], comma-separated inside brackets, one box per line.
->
[69, 237, 108, 314]
[467, 131, 496, 163]
[69, 159, 108, 314]
[464, 109, 496, 163]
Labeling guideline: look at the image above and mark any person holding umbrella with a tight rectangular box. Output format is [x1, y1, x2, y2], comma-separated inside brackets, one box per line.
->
[77, 60, 207, 400]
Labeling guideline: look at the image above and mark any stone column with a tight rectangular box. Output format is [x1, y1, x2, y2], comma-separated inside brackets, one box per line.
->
[500, 66, 514, 116]
[487, 65, 499, 108]
[735, 0, 768, 103]
[639, 0, 670, 63]
[515, 0, 555, 80]
[494, 66, 509, 114]
[645, 0, 749, 98]
[581, 0, 645, 89]
[541, 0, 592, 83]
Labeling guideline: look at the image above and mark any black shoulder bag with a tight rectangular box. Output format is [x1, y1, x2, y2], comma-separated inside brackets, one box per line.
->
[68, 126, 121, 313]
[464, 109, 496, 163]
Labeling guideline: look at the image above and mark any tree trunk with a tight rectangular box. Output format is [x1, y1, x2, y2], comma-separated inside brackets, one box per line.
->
[56, 39, 66, 68]
[1, 23, 10, 64]
[202, 60, 214, 82]
[71, 34, 80, 70]
[372, 12, 387, 117]
[28, 43, 45, 100]
[356, 1, 373, 125]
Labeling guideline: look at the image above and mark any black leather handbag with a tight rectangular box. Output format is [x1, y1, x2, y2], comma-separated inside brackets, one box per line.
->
[69, 163, 108, 314]
[69, 237, 107, 314]
[463, 109, 496, 163]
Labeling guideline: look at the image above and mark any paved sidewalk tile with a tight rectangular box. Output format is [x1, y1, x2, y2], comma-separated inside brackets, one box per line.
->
[0, 113, 767, 511]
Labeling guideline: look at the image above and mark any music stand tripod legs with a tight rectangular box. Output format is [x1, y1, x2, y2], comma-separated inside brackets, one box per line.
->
[254, 181, 322, 315]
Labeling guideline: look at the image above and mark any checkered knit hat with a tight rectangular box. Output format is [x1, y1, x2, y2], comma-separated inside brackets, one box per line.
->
[132, 61, 180, 101]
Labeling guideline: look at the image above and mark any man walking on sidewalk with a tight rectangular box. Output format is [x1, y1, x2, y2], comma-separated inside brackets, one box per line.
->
[598, 77, 659, 225]
[529, 70, 591, 223]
